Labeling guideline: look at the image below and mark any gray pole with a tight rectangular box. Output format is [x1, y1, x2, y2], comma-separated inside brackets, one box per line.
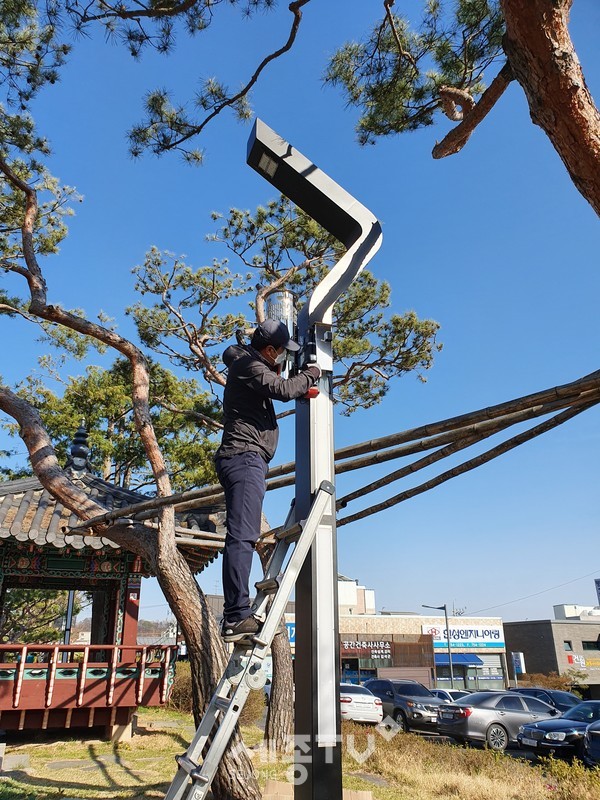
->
[443, 604, 455, 690]
[294, 324, 341, 797]
[423, 603, 454, 690]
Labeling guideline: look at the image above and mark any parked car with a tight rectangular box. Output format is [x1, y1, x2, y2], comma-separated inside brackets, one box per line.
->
[517, 700, 600, 759]
[363, 679, 447, 732]
[437, 691, 559, 751]
[431, 689, 471, 703]
[339, 683, 383, 724]
[583, 718, 600, 766]
[509, 687, 582, 713]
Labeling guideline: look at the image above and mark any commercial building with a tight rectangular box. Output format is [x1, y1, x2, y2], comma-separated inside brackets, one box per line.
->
[281, 577, 508, 689]
[504, 604, 600, 698]
[336, 612, 507, 689]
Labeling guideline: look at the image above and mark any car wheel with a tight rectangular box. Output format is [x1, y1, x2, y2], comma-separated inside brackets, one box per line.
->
[486, 723, 508, 752]
[393, 710, 408, 732]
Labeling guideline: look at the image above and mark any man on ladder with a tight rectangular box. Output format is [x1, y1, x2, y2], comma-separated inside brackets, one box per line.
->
[215, 318, 321, 643]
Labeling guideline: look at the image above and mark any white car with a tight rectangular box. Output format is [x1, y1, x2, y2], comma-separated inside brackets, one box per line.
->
[431, 688, 472, 703]
[340, 683, 383, 724]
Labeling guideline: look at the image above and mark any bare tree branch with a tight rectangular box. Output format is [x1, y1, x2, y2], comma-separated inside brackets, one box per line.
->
[337, 400, 598, 527]
[432, 60, 514, 158]
[439, 86, 476, 121]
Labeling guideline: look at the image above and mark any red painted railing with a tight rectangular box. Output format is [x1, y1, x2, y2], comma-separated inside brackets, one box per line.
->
[0, 644, 177, 711]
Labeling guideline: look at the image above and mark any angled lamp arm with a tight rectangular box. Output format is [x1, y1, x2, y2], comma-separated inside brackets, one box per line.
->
[247, 119, 383, 326]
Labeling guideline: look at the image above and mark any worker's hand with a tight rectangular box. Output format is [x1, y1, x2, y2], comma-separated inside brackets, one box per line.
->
[301, 364, 321, 398]
[303, 364, 321, 379]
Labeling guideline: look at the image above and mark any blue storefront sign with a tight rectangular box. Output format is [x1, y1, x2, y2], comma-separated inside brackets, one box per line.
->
[286, 622, 295, 644]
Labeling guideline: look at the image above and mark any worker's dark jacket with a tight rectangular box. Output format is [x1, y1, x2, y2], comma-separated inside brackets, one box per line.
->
[215, 345, 320, 464]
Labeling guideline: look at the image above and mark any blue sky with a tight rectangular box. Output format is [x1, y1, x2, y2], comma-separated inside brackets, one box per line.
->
[1, 1, 599, 623]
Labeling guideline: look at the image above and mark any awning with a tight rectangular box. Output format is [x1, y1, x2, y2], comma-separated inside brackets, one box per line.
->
[435, 654, 484, 666]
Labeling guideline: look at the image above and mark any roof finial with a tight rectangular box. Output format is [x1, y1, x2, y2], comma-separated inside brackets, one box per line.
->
[65, 420, 91, 473]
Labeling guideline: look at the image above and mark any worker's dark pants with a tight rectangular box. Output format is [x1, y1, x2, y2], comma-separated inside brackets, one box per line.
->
[216, 451, 268, 624]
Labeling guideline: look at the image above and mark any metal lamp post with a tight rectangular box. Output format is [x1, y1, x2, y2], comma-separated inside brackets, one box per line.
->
[423, 603, 455, 689]
[248, 120, 382, 800]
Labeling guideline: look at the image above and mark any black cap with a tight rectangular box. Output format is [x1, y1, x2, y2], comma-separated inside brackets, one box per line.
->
[251, 319, 300, 352]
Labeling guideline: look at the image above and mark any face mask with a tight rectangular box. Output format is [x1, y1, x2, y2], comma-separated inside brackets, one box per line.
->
[273, 350, 287, 365]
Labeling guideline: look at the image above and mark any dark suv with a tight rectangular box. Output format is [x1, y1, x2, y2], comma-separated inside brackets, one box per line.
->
[363, 679, 446, 732]
[509, 687, 582, 713]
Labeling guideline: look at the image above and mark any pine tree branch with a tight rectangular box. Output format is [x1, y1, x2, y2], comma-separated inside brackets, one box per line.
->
[0, 304, 35, 322]
[383, 0, 418, 73]
[432, 60, 514, 158]
[0, 153, 177, 549]
[439, 86, 476, 122]
[69, 0, 200, 23]
[156, 399, 223, 430]
[255, 259, 307, 322]
[154, 0, 311, 151]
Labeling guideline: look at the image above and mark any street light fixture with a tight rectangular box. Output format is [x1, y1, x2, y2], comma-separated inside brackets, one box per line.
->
[423, 603, 455, 689]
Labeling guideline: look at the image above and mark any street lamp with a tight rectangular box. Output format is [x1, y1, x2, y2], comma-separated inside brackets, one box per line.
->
[423, 603, 455, 689]
[248, 119, 383, 800]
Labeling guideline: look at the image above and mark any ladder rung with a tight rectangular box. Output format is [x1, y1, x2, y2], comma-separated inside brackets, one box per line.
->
[215, 697, 231, 713]
[276, 522, 302, 542]
[191, 770, 210, 784]
[255, 577, 279, 593]
[251, 635, 269, 647]
[175, 754, 199, 775]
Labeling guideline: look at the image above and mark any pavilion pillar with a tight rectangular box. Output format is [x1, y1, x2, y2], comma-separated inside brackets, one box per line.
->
[121, 574, 141, 648]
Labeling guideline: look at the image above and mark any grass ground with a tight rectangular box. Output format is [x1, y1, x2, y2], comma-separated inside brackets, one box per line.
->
[1, 709, 600, 800]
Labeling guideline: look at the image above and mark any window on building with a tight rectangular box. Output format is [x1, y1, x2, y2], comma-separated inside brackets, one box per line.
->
[563, 641, 573, 651]
[582, 641, 600, 652]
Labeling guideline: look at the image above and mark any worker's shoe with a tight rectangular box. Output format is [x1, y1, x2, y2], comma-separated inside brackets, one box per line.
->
[221, 616, 261, 643]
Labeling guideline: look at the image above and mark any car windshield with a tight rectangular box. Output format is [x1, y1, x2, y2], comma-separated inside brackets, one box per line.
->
[340, 685, 371, 695]
[393, 683, 433, 697]
[561, 702, 600, 722]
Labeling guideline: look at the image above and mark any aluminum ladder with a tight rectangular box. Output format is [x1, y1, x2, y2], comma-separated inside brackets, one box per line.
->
[164, 479, 335, 800]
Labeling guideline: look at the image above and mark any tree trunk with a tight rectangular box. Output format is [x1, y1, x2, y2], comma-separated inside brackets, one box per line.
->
[258, 529, 294, 752]
[501, 0, 600, 215]
[264, 622, 294, 753]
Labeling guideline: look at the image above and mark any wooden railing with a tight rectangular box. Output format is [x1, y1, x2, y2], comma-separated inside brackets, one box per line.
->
[0, 644, 177, 711]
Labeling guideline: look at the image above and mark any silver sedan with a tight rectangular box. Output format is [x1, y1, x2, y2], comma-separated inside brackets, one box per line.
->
[437, 691, 559, 751]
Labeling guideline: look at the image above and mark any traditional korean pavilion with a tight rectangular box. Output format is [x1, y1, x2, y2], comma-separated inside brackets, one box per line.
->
[0, 425, 225, 739]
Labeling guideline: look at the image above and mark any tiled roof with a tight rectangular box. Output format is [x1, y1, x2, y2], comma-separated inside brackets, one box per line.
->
[0, 472, 225, 573]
